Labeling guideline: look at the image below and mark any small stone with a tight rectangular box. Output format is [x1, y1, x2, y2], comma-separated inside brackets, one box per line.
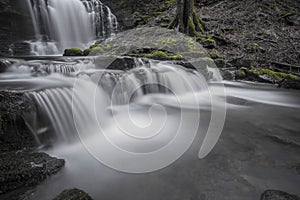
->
[53, 188, 93, 200]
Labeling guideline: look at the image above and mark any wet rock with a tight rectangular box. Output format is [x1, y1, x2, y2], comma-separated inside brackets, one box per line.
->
[9, 42, 31, 57]
[0, 91, 36, 152]
[229, 58, 253, 69]
[220, 69, 234, 80]
[279, 77, 300, 90]
[94, 56, 136, 70]
[0, 151, 65, 195]
[107, 57, 136, 70]
[63, 48, 83, 56]
[0, 59, 8, 73]
[0, 91, 66, 200]
[214, 58, 226, 68]
[260, 190, 300, 200]
[235, 68, 273, 83]
[53, 188, 93, 200]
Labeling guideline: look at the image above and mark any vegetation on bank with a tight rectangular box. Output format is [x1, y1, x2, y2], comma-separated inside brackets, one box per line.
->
[145, 50, 183, 60]
[250, 68, 297, 81]
[236, 68, 298, 85]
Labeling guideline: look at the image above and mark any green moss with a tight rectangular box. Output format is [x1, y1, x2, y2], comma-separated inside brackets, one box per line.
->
[63, 48, 83, 56]
[164, 0, 176, 7]
[188, 18, 200, 37]
[201, 57, 214, 62]
[209, 49, 221, 59]
[83, 44, 103, 56]
[171, 54, 183, 60]
[146, 50, 169, 60]
[145, 50, 183, 60]
[157, 37, 180, 49]
[200, 37, 215, 44]
[239, 69, 247, 77]
[192, 11, 205, 33]
[275, 6, 281, 15]
[160, 23, 169, 28]
[251, 68, 297, 81]
[188, 39, 197, 51]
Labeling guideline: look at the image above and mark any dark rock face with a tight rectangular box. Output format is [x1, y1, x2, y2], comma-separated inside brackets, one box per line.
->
[0, 0, 32, 57]
[9, 41, 32, 57]
[0, 92, 36, 152]
[0, 151, 65, 195]
[261, 190, 300, 200]
[53, 188, 93, 200]
[0, 91, 65, 200]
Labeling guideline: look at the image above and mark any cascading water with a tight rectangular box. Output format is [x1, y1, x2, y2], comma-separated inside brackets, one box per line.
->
[0, 58, 209, 144]
[2, 56, 300, 198]
[24, 0, 118, 55]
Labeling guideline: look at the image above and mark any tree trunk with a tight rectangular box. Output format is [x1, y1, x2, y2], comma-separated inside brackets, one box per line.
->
[169, 0, 206, 37]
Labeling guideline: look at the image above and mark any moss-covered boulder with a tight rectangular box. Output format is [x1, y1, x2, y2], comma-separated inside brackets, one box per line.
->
[83, 44, 104, 56]
[97, 27, 208, 60]
[53, 188, 93, 200]
[63, 48, 83, 56]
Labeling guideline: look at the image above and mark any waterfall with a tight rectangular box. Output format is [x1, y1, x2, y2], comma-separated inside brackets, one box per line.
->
[105, 62, 207, 104]
[19, 61, 207, 144]
[25, 0, 118, 55]
[27, 77, 108, 144]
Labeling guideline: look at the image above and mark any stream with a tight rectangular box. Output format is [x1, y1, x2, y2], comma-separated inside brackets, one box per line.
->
[0, 57, 300, 199]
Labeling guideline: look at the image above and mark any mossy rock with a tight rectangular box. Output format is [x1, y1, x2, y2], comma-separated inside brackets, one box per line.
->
[198, 37, 216, 49]
[145, 50, 183, 60]
[251, 68, 297, 81]
[83, 45, 104, 56]
[63, 48, 83, 56]
[98, 27, 207, 60]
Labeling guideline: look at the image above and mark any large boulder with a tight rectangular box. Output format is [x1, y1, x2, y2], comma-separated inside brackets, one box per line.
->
[98, 27, 209, 60]
[0, 151, 65, 195]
